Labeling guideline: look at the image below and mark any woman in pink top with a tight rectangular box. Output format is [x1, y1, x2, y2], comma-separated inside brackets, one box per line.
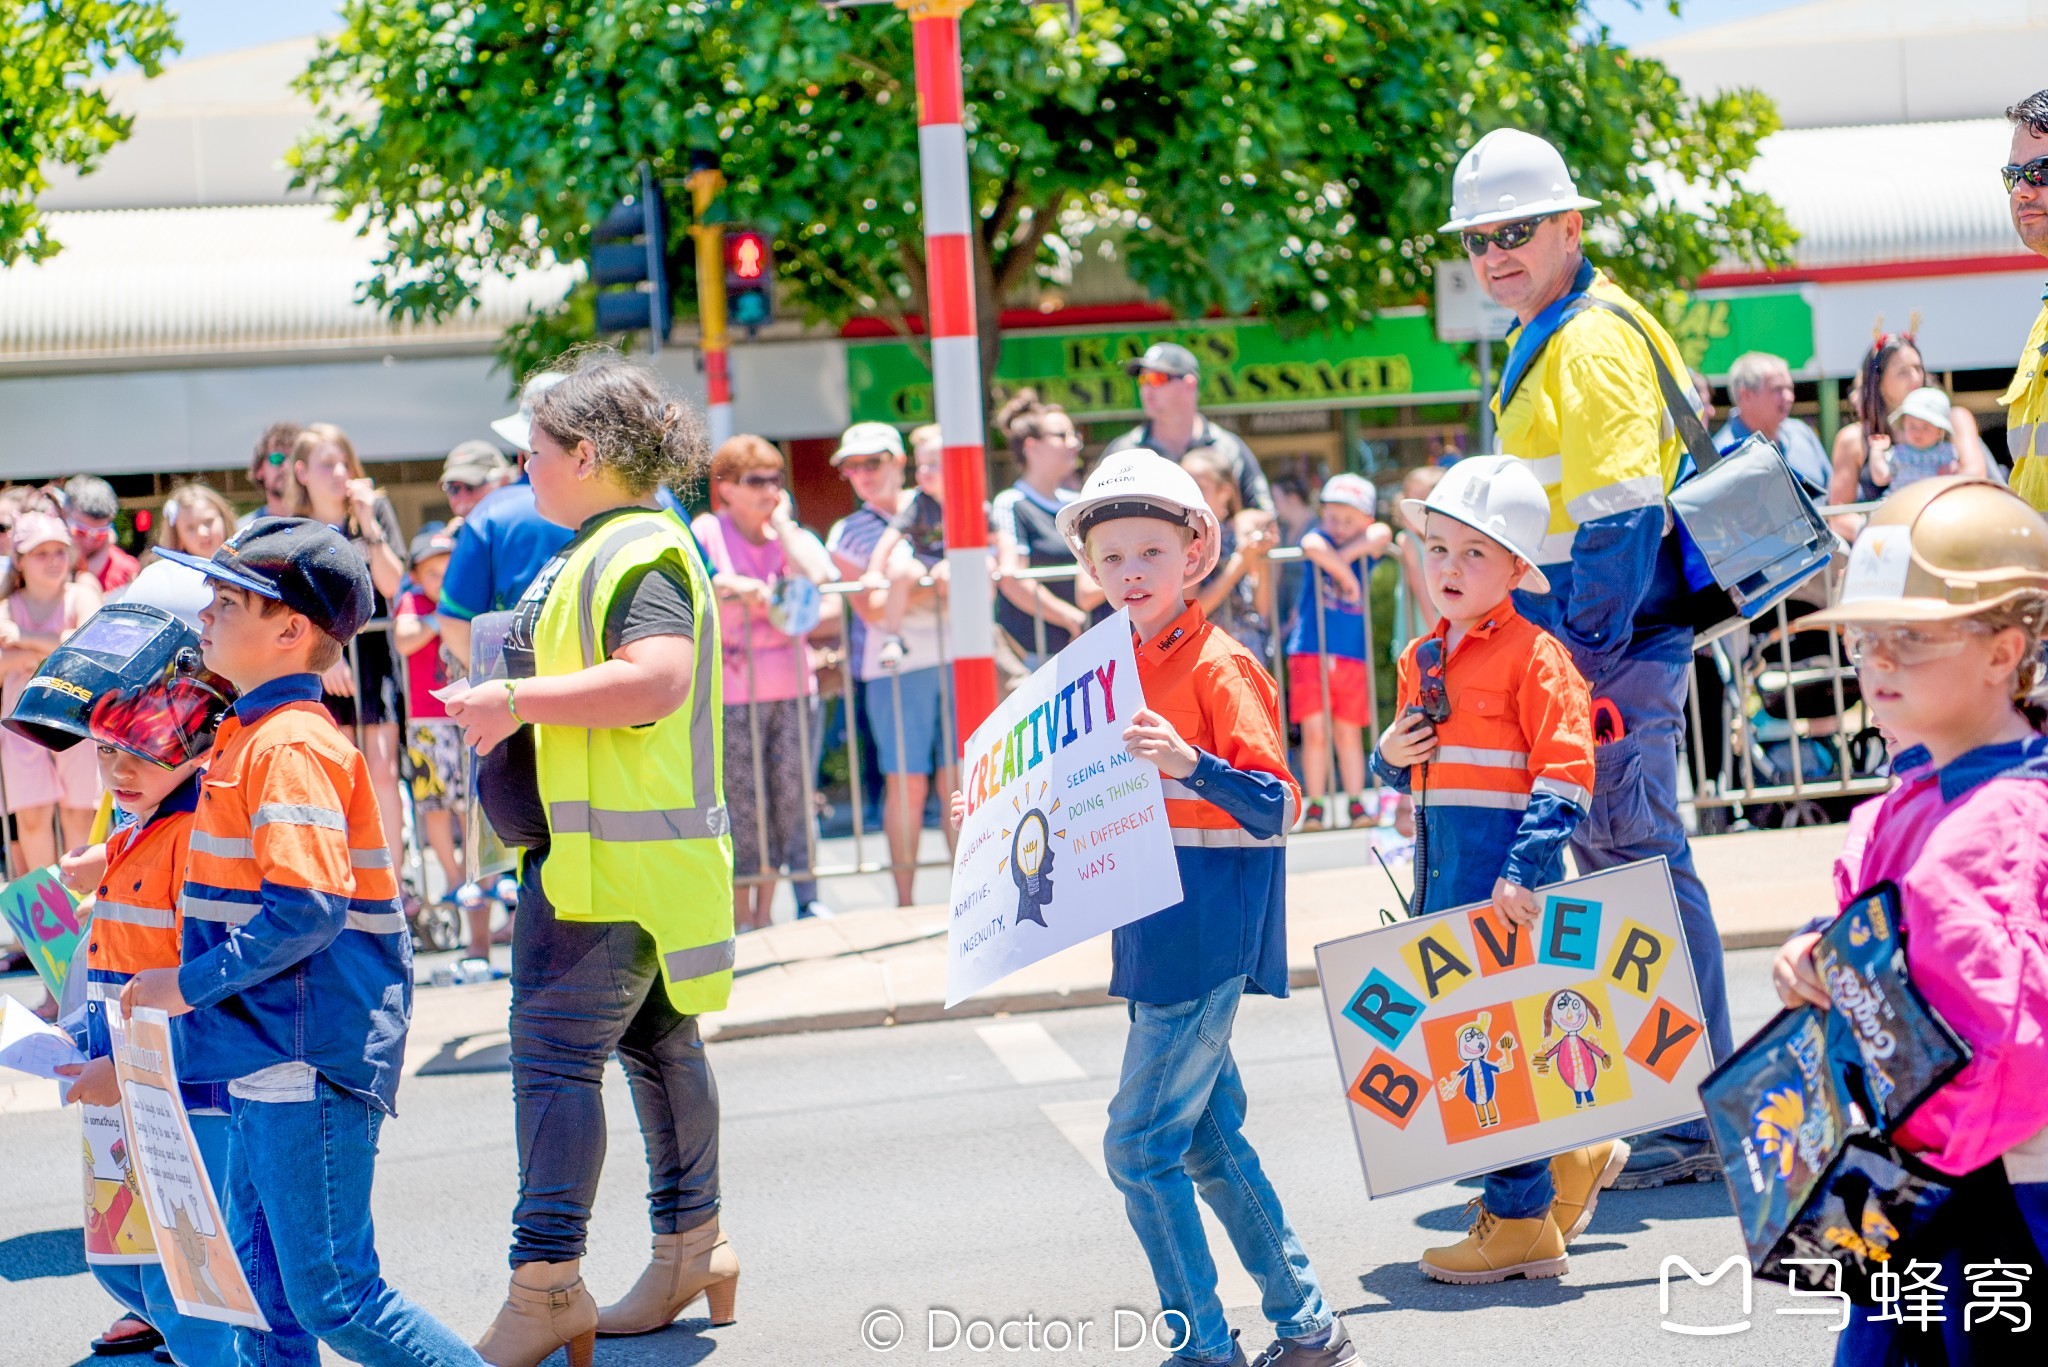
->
[1774, 478, 2048, 1358]
[0, 513, 103, 874]
[692, 436, 836, 932]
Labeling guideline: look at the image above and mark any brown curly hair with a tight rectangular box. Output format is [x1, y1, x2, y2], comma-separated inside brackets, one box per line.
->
[529, 348, 709, 499]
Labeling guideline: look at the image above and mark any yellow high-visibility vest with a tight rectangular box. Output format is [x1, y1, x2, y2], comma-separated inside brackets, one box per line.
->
[533, 509, 734, 1014]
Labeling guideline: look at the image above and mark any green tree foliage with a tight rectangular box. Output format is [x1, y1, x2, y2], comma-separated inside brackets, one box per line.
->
[293, 1, 1793, 387]
[0, 0, 180, 265]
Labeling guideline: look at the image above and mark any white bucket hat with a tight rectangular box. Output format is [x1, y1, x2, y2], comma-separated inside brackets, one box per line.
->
[491, 371, 568, 451]
[1439, 128, 1601, 234]
[1055, 448, 1223, 580]
[1400, 455, 1553, 594]
[1888, 386, 1954, 435]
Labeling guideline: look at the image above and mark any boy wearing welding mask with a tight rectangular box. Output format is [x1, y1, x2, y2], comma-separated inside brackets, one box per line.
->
[1368, 457, 1612, 1285]
[6, 605, 239, 1365]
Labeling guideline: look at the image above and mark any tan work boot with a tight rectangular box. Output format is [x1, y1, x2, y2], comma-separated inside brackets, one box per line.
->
[477, 1260, 598, 1367]
[1419, 1200, 1568, 1284]
[1549, 1139, 1631, 1243]
[596, 1218, 740, 1336]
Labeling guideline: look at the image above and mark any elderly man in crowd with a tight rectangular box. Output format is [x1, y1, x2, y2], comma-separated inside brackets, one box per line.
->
[2002, 88, 2048, 509]
[1713, 351, 1830, 495]
[1446, 127, 1730, 1192]
[439, 438, 513, 519]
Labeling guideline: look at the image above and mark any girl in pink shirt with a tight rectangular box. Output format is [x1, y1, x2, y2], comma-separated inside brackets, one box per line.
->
[1774, 477, 2048, 1357]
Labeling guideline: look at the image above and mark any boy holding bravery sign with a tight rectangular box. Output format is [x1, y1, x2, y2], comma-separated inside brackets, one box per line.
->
[1043, 449, 1353, 1367]
[1369, 457, 1619, 1285]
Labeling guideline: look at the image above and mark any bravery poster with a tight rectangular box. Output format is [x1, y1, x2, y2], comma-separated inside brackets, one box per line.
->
[1315, 858, 1712, 1198]
[946, 611, 1182, 1007]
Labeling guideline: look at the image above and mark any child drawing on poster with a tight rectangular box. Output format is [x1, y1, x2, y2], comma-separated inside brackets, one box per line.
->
[1533, 989, 1611, 1108]
[82, 1117, 155, 1262]
[1436, 1013, 1518, 1130]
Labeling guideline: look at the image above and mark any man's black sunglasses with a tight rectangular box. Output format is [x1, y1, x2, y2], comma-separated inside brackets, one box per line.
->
[1460, 216, 1549, 256]
[2002, 155, 2048, 193]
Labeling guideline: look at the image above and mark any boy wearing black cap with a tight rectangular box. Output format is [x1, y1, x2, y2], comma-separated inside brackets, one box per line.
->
[122, 518, 482, 1366]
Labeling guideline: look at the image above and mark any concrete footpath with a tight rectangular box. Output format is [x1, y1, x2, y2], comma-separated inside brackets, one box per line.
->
[389, 822, 1844, 1068]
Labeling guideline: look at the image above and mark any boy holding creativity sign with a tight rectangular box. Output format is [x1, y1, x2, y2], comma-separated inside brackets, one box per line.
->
[957, 449, 1354, 1367]
[1369, 457, 1617, 1285]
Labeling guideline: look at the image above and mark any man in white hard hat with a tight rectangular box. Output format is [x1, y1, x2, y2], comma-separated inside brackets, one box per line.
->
[1443, 127, 1727, 1188]
[2000, 88, 2048, 509]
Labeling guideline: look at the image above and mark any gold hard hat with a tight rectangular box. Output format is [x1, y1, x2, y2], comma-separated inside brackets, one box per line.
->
[1810, 476, 2048, 625]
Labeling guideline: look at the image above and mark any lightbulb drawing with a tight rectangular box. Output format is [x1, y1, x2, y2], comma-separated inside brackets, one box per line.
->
[1010, 807, 1056, 927]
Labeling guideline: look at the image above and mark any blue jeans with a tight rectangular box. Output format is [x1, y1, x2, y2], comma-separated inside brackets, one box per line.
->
[227, 1085, 482, 1366]
[1105, 977, 1333, 1363]
[91, 1111, 236, 1366]
[1482, 1161, 1555, 1221]
[1573, 656, 1732, 1144]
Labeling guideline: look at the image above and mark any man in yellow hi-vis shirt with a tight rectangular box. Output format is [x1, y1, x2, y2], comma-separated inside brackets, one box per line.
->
[2001, 89, 2048, 510]
[1439, 128, 1727, 1195]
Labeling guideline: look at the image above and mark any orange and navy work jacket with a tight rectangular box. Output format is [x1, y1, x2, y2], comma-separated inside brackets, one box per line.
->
[175, 674, 412, 1113]
[1112, 600, 1302, 1006]
[71, 772, 225, 1111]
[1371, 602, 1595, 915]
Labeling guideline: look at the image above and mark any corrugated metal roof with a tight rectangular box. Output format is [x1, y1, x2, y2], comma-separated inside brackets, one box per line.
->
[0, 205, 577, 366]
[1738, 119, 2023, 268]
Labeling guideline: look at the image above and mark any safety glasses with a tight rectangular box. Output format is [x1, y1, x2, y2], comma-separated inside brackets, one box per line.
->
[1843, 622, 1991, 668]
[2002, 155, 2048, 193]
[1460, 216, 1549, 256]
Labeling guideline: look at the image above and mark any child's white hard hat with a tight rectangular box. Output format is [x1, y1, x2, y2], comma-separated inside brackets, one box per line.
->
[1400, 455, 1553, 594]
[1056, 448, 1223, 580]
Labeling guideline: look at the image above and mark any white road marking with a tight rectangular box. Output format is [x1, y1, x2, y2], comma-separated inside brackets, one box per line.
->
[1037, 1097, 1263, 1310]
[976, 1021, 1087, 1085]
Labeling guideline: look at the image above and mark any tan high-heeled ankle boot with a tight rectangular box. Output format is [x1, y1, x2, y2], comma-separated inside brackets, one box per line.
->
[596, 1218, 740, 1336]
[477, 1260, 599, 1367]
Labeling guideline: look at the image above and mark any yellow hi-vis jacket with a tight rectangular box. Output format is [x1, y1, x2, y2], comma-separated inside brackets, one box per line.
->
[2002, 289, 2048, 512]
[533, 508, 735, 1014]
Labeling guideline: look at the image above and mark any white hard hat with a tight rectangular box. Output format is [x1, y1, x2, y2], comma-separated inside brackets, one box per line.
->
[491, 370, 569, 451]
[1056, 448, 1223, 580]
[1400, 455, 1553, 594]
[1439, 129, 1600, 234]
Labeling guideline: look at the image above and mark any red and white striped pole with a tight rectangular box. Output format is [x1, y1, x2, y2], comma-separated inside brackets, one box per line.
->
[901, 0, 997, 748]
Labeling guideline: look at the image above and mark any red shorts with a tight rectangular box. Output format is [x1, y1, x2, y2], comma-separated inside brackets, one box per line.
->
[1286, 655, 1371, 726]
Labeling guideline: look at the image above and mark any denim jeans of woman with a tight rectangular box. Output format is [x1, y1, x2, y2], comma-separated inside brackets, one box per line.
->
[1104, 975, 1334, 1363]
[508, 844, 721, 1266]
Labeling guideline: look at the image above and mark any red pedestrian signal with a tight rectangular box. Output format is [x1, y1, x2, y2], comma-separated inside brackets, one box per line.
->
[723, 228, 775, 332]
[726, 231, 768, 281]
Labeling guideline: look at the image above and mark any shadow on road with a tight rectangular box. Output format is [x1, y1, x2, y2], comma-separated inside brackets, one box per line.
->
[0, 1228, 86, 1281]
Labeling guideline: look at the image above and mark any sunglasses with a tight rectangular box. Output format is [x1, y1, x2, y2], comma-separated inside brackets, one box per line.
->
[1137, 370, 1182, 388]
[837, 456, 887, 475]
[441, 480, 481, 497]
[265, 451, 289, 467]
[1412, 635, 1451, 723]
[736, 472, 784, 489]
[2003, 155, 2048, 193]
[1460, 216, 1548, 256]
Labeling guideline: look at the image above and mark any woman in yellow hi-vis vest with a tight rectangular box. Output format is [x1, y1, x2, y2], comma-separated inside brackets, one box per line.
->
[443, 350, 737, 1367]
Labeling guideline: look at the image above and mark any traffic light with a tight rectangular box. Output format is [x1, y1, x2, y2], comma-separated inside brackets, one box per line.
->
[590, 173, 672, 344]
[724, 228, 774, 333]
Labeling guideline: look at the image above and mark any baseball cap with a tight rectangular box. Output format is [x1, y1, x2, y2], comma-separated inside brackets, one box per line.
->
[156, 517, 374, 641]
[409, 523, 458, 568]
[12, 512, 72, 555]
[491, 371, 569, 452]
[831, 421, 907, 466]
[1319, 473, 1378, 517]
[1888, 386, 1954, 435]
[441, 439, 510, 486]
[1124, 342, 1201, 379]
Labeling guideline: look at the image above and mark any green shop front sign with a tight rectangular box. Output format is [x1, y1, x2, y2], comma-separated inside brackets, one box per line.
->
[844, 287, 1815, 427]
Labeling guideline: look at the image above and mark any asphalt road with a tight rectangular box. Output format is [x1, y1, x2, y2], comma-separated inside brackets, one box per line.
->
[2, 947, 1870, 1366]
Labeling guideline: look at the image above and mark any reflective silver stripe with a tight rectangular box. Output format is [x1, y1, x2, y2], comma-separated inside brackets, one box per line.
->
[350, 847, 392, 870]
[1170, 826, 1286, 849]
[251, 803, 346, 833]
[345, 910, 405, 934]
[1565, 475, 1665, 525]
[86, 980, 120, 1002]
[576, 520, 666, 670]
[2013, 421, 2042, 462]
[1535, 529, 1578, 565]
[549, 802, 730, 841]
[1160, 779, 1198, 800]
[180, 893, 256, 925]
[1533, 776, 1593, 809]
[1425, 788, 1530, 811]
[93, 899, 176, 929]
[664, 937, 738, 984]
[189, 830, 254, 860]
[1281, 788, 1298, 832]
[1435, 745, 1530, 769]
[1524, 454, 1564, 486]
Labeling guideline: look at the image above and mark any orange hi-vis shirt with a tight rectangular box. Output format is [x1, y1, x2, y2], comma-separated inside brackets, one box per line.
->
[1113, 600, 1301, 1005]
[1374, 600, 1595, 914]
[175, 675, 413, 1112]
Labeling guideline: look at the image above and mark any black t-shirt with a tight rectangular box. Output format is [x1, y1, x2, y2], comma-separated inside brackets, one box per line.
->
[478, 510, 698, 852]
